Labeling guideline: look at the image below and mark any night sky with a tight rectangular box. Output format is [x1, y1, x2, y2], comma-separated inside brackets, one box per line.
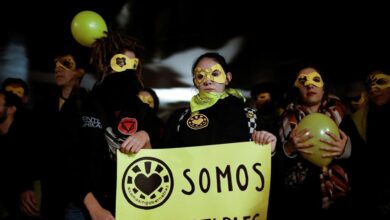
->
[1, 1, 389, 91]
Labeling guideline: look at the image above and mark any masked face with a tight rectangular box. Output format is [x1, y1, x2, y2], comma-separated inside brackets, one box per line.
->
[294, 71, 324, 88]
[366, 73, 390, 91]
[54, 56, 80, 87]
[54, 55, 85, 85]
[110, 54, 139, 72]
[138, 91, 155, 109]
[55, 55, 76, 71]
[294, 69, 325, 107]
[193, 63, 227, 87]
[366, 72, 390, 106]
[5, 85, 24, 99]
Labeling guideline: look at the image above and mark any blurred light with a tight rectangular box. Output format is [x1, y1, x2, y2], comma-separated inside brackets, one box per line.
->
[0, 35, 28, 83]
[155, 87, 197, 105]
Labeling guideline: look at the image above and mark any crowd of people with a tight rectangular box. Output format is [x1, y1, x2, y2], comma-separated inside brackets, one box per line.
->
[1, 30, 389, 220]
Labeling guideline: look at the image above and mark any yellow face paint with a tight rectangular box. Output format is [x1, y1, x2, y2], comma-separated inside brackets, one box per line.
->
[193, 63, 227, 86]
[367, 73, 390, 91]
[5, 85, 24, 98]
[55, 55, 76, 71]
[110, 54, 139, 72]
[294, 71, 324, 88]
[138, 93, 155, 109]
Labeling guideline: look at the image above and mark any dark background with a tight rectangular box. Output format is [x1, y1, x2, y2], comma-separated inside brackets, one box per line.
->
[1, 0, 389, 95]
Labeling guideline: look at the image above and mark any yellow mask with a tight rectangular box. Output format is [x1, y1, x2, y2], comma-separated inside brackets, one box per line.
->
[55, 55, 85, 77]
[294, 71, 324, 88]
[55, 55, 76, 71]
[110, 54, 139, 72]
[366, 73, 390, 91]
[5, 85, 24, 98]
[193, 64, 227, 86]
[138, 93, 155, 109]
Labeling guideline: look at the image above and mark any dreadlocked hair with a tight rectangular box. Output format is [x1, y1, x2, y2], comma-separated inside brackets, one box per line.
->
[90, 31, 145, 86]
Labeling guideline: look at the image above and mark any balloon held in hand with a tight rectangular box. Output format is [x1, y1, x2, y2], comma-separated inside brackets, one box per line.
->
[297, 113, 339, 167]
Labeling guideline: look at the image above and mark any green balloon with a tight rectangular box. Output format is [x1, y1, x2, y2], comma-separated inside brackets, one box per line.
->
[297, 113, 340, 167]
[71, 11, 107, 47]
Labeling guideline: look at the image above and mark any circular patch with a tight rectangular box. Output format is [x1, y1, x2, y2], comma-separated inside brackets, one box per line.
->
[246, 111, 255, 119]
[122, 157, 174, 209]
[186, 113, 209, 130]
[117, 117, 137, 136]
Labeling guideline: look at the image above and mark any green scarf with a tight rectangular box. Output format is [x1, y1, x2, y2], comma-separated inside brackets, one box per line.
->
[190, 88, 246, 113]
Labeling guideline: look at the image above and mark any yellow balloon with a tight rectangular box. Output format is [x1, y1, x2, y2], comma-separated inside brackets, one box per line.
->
[71, 11, 107, 47]
[296, 113, 340, 167]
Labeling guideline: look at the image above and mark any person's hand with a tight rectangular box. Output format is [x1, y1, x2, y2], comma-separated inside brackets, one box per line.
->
[84, 192, 115, 220]
[90, 207, 115, 220]
[252, 130, 277, 153]
[319, 129, 348, 158]
[20, 190, 40, 217]
[120, 130, 151, 154]
[285, 127, 314, 156]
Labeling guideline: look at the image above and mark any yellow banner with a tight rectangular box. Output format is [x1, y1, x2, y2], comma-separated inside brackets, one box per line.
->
[116, 141, 271, 220]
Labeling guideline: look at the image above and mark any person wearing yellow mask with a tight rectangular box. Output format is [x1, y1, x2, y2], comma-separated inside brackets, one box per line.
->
[1, 78, 30, 105]
[138, 88, 159, 112]
[353, 70, 390, 220]
[22, 53, 89, 220]
[80, 31, 161, 220]
[163, 52, 276, 151]
[278, 66, 362, 220]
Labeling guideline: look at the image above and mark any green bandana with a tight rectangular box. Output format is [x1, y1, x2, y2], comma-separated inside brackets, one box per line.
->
[190, 88, 246, 113]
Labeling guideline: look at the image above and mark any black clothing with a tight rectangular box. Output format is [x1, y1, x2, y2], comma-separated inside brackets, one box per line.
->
[163, 96, 251, 148]
[0, 114, 35, 220]
[277, 97, 362, 220]
[353, 102, 390, 220]
[79, 72, 161, 215]
[33, 87, 89, 219]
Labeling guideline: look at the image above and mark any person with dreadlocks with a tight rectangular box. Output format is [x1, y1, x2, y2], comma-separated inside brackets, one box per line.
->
[79, 31, 161, 220]
[278, 66, 363, 220]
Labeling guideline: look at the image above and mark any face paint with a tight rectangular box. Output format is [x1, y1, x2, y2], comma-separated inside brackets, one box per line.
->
[294, 71, 324, 88]
[5, 85, 24, 98]
[366, 73, 390, 91]
[110, 54, 139, 72]
[138, 93, 155, 109]
[193, 63, 227, 86]
[55, 55, 76, 71]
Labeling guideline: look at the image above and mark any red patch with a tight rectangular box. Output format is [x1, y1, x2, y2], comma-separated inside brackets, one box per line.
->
[117, 117, 138, 136]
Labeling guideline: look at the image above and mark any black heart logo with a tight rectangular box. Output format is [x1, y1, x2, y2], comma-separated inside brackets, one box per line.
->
[134, 173, 162, 195]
